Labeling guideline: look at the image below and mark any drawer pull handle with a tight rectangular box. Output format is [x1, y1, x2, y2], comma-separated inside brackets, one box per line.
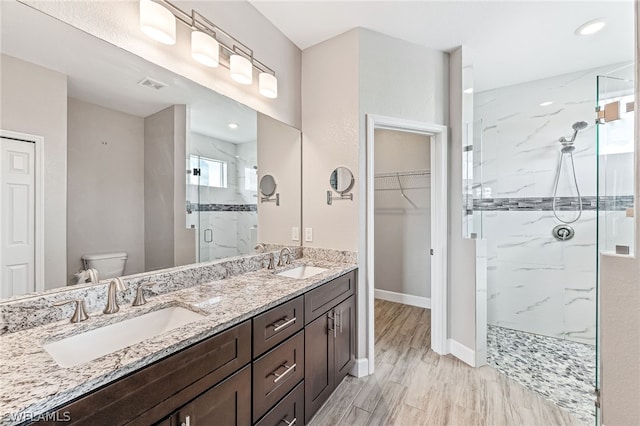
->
[328, 314, 336, 338]
[272, 363, 297, 383]
[281, 417, 296, 426]
[338, 308, 343, 333]
[272, 317, 296, 332]
[181, 415, 191, 426]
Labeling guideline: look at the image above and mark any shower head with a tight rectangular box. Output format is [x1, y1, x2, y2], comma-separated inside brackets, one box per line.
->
[559, 121, 588, 145]
[572, 121, 588, 131]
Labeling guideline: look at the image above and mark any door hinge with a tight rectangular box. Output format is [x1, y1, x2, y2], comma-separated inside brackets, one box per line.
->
[430, 249, 434, 255]
[595, 101, 621, 124]
[192, 168, 201, 176]
[593, 388, 601, 408]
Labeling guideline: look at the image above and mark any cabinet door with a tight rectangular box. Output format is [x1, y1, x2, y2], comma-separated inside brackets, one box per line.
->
[304, 313, 335, 423]
[175, 365, 251, 426]
[334, 295, 356, 385]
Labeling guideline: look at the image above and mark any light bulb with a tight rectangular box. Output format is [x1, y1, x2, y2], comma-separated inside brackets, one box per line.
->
[230, 54, 252, 85]
[259, 73, 278, 99]
[139, 0, 176, 45]
[191, 30, 219, 68]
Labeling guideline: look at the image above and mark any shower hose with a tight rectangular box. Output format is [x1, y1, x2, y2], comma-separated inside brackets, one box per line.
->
[552, 149, 582, 224]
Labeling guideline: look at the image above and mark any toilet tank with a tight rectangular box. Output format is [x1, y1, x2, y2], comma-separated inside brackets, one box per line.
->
[81, 252, 128, 280]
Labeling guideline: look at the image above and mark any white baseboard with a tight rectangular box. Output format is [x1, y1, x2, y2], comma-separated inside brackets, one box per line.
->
[374, 289, 431, 309]
[350, 358, 370, 378]
[447, 339, 476, 367]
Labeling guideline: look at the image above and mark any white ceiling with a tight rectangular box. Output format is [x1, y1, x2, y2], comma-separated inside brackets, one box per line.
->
[250, 0, 635, 92]
[0, 1, 257, 144]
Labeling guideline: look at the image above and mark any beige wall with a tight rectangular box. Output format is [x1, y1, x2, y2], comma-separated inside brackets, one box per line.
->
[302, 28, 451, 360]
[144, 105, 195, 271]
[374, 130, 431, 299]
[257, 113, 302, 246]
[67, 98, 145, 282]
[302, 29, 360, 252]
[24, 0, 301, 128]
[0, 54, 67, 289]
[600, 3, 640, 424]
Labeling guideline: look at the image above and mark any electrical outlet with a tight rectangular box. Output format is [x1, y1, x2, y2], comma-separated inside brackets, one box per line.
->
[291, 227, 300, 241]
[305, 227, 313, 242]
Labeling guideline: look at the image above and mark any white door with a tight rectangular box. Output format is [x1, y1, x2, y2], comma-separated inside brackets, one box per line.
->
[1, 137, 36, 297]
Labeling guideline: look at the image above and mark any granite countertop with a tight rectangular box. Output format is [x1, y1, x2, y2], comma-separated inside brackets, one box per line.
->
[0, 259, 357, 425]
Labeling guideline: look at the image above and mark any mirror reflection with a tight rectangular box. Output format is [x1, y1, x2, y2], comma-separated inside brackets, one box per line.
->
[0, 2, 301, 299]
[330, 167, 355, 194]
[259, 175, 277, 197]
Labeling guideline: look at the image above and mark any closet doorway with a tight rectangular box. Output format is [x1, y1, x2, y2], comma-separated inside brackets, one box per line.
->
[364, 115, 448, 375]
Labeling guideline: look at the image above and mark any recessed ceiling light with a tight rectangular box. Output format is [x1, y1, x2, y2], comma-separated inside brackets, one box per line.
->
[575, 19, 606, 36]
[228, 123, 239, 129]
[540, 101, 553, 107]
[463, 88, 473, 94]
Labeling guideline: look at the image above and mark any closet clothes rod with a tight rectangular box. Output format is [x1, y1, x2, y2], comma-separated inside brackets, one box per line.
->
[374, 170, 430, 192]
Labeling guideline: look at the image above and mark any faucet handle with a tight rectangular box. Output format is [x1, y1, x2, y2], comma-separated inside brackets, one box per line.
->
[132, 282, 156, 307]
[53, 299, 89, 323]
[266, 253, 275, 270]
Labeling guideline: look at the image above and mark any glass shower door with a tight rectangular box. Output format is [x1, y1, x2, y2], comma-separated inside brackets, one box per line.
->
[595, 71, 635, 425]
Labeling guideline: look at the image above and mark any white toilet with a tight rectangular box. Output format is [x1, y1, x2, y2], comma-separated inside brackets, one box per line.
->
[81, 252, 128, 280]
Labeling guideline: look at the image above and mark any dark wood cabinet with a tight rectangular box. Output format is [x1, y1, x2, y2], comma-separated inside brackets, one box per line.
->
[160, 365, 251, 426]
[255, 381, 304, 426]
[304, 294, 356, 423]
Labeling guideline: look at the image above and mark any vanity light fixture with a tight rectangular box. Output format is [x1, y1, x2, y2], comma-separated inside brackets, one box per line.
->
[139, 0, 176, 45]
[139, 0, 278, 98]
[540, 101, 554, 107]
[191, 30, 219, 68]
[228, 123, 239, 129]
[575, 19, 606, 36]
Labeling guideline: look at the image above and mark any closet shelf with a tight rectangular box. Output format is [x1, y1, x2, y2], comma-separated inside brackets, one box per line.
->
[374, 170, 430, 191]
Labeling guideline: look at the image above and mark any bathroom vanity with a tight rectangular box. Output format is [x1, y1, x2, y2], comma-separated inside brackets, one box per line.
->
[0, 258, 357, 426]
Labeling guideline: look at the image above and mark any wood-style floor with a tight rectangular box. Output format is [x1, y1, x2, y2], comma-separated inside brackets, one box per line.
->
[308, 299, 583, 426]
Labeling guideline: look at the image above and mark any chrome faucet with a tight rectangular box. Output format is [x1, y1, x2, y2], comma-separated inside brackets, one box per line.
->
[104, 277, 126, 314]
[278, 247, 293, 266]
[254, 243, 266, 253]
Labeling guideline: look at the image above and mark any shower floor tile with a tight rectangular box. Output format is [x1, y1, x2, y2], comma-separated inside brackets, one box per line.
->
[487, 325, 596, 425]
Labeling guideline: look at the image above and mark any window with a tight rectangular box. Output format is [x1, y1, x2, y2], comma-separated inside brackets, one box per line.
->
[190, 155, 227, 188]
[245, 167, 257, 191]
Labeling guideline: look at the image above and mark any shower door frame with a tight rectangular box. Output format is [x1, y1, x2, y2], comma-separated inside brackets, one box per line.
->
[364, 114, 448, 375]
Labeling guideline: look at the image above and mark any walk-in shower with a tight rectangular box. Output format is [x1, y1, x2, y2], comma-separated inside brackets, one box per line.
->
[472, 63, 635, 425]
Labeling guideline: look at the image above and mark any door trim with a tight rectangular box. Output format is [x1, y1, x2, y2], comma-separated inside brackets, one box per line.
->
[364, 115, 449, 374]
[1, 129, 45, 292]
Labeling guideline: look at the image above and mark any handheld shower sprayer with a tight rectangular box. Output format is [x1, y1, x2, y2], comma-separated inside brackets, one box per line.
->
[559, 121, 588, 146]
[552, 121, 587, 227]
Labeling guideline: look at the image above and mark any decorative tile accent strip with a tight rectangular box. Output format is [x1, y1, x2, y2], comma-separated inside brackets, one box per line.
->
[474, 195, 633, 212]
[188, 203, 257, 212]
[487, 325, 595, 425]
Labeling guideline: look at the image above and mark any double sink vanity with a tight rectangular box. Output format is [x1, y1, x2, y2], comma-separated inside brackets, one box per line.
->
[0, 251, 358, 426]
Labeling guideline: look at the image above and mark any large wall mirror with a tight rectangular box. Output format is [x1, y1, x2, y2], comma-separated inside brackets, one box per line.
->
[0, 1, 301, 299]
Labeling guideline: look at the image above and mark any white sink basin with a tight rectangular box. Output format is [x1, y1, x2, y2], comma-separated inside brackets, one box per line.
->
[43, 306, 204, 368]
[277, 265, 328, 279]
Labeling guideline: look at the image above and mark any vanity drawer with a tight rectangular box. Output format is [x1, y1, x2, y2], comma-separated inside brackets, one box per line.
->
[45, 320, 251, 426]
[252, 331, 304, 422]
[253, 296, 304, 358]
[304, 270, 356, 324]
[255, 381, 304, 426]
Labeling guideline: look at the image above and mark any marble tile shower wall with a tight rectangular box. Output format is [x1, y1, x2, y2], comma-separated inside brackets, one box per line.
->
[474, 62, 634, 345]
[187, 133, 258, 261]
